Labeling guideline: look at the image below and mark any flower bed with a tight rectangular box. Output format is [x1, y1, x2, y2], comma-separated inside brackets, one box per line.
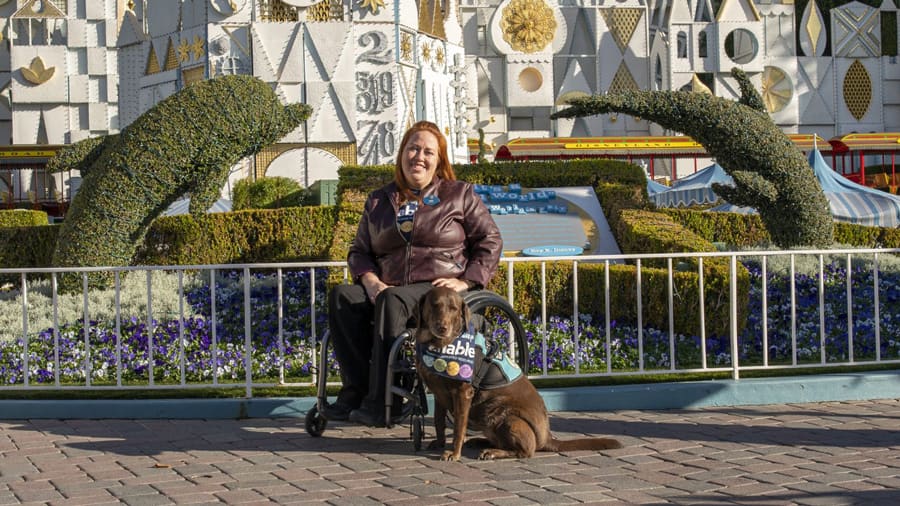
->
[1, 259, 899, 385]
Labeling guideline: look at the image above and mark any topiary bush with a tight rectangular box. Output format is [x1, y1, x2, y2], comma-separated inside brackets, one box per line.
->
[47, 75, 311, 291]
[0, 209, 49, 228]
[552, 67, 834, 248]
[137, 206, 336, 265]
[232, 176, 308, 210]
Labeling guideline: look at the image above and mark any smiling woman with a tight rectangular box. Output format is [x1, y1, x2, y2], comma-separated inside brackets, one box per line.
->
[325, 121, 503, 427]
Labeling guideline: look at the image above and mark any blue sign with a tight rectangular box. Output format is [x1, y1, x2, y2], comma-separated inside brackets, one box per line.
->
[521, 245, 584, 257]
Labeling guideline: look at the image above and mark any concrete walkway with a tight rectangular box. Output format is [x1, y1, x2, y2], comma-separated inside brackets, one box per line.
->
[2, 399, 898, 505]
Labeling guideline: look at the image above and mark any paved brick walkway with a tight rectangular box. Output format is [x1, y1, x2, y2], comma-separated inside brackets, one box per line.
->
[1, 399, 898, 505]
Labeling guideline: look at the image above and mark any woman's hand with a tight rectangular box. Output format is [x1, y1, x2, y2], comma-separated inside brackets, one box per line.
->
[432, 277, 472, 293]
[361, 272, 390, 303]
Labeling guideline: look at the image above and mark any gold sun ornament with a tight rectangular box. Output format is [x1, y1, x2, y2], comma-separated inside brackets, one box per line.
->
[178, 39, 191, 63]
[400, 33, 413, 61]
[500, 0, 558, 53]
[191, 35, 205, 61]
[360, 0, 386, 14]
[21, 57, 55, 85]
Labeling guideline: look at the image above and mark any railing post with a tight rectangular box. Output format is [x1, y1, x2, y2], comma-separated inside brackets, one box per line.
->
[730, 254, 739, 380]
[243, 267, 253, 398]
[146, 270, 153, 386]
[83, 273, 91, 387]
[21, 273, 28, 387]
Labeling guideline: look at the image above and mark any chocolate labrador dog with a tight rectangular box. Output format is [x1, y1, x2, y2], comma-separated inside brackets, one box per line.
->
[415, 286, 622, 461]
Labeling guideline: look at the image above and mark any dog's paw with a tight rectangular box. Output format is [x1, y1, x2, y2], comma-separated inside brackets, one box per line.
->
[440, 450, 461, 461]
[427, 440, 446, 451]
[478, 449, 500, 460]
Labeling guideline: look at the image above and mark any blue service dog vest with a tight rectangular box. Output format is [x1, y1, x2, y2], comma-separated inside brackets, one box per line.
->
[417, 331, 522, 389]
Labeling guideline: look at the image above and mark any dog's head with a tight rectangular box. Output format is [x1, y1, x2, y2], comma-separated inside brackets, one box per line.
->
[416, 286, 470, 347]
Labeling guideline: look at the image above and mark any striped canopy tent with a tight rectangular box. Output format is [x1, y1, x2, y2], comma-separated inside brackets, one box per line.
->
[651, 163, 734, 207]
[710, 149, 900, 227]
[163, 197, 233, 216]
[646, 178, 669, 197]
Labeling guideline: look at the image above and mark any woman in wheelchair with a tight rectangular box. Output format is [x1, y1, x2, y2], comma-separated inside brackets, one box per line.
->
[326, 121, 502, 427]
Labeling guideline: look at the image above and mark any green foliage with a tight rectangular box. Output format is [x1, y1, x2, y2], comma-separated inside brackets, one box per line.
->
[0, 224, 59, 273]
[0, 210, 49, 228]
[552, 68, 834, 248]
[664, 209, 771, 246]
[136, 206, 337, 265]
[232, 176, 308, 211]
[45, 135, 115, 177]
[329, 160, 746, 335]
[485, 259, 745, 338]
[50, 75, 311, 291]
[665, 209, 900, 250]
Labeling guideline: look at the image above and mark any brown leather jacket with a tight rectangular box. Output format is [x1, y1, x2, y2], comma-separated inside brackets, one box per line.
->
[348, 178, 502, 287]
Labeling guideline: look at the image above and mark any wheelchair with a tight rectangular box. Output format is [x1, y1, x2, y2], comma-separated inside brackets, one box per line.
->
[304, 289, 528, 450]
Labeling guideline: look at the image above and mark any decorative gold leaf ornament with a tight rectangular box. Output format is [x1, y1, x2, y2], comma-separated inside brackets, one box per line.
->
[21, 57, 55, 85]
[360, 0, 385, 14]
[500, 0, 557, 53]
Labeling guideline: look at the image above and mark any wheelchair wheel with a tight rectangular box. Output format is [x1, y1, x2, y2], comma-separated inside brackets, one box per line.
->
[305, 406, 327, 437]
[411, 413, 425, 451]
[463, 291, 530, 373]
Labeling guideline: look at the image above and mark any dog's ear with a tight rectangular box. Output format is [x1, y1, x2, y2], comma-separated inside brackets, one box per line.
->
[416, 290, 432, 328]
[415, 291, 433, 344]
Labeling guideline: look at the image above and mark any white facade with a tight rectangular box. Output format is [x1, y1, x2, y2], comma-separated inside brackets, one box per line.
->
[0, 0, 898, 189]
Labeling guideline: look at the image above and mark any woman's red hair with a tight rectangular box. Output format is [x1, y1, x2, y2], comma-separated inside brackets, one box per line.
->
[394, 121, 456, 203]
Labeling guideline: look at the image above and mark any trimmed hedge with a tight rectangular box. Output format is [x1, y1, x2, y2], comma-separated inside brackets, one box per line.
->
[327, 160, 745, 335]
[135, 206, 337, 265]
[232, 176, 308, 211]
[0, 224, 59, 271]
[0, 210, 49, 228]
[666, 208, 900, 249]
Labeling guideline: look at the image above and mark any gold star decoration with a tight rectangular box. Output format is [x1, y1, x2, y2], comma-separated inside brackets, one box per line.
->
[421, 43, 431, 62]
[178, 39, 191, 62]
[436, 47, 445, 66]
[191, 35, 205, 61]
[401, 33, 412, 61]
[359, 0, 386, 14]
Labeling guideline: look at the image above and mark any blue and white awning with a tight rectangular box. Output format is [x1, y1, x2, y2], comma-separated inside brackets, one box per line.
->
[709, 149, 900, 228]
[651, 163, 734, 207]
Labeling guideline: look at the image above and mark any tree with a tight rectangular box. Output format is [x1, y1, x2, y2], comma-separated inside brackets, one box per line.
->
[551, 68, 834, 248]
[49, 75, 311, 290]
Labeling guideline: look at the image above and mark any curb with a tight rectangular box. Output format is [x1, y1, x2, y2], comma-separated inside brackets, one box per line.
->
[1, 370, 897, 419]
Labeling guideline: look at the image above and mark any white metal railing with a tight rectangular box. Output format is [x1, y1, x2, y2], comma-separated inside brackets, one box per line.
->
[1, 248, 899, 396]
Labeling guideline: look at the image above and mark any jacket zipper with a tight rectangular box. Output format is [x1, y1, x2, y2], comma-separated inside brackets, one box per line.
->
[405, 202, 415, 285]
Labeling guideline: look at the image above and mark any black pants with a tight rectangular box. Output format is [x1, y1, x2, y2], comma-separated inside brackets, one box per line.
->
[327, 281, 435, 410]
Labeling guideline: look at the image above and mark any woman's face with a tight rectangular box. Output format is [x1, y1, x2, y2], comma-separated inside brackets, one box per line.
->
[401, 131, 440, 190]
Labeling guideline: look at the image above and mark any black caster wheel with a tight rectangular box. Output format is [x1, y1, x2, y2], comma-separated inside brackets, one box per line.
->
[305, 406, 327, 437]
[412, 414, 424, 451]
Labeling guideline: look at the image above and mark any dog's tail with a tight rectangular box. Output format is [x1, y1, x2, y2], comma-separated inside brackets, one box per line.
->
[542, 437, 623, 452]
